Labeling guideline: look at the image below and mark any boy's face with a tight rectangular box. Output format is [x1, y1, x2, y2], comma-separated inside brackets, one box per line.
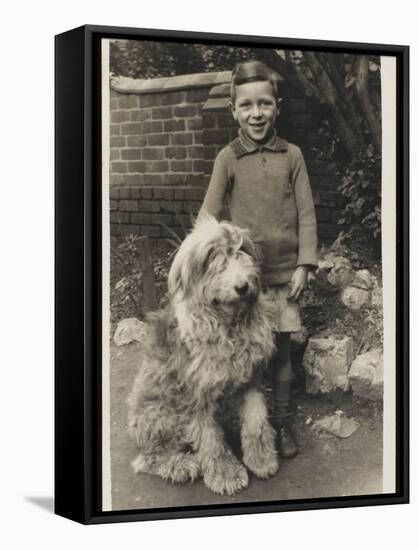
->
[230, 80, 280, 143]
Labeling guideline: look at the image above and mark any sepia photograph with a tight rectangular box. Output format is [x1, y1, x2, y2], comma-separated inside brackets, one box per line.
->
[100, 34, 398, 513]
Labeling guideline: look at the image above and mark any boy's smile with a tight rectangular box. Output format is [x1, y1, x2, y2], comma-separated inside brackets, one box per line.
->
[230, 80, 280, 144]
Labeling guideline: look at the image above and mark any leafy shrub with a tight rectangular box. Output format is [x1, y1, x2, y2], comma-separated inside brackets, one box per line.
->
[338, 153, 382, 252]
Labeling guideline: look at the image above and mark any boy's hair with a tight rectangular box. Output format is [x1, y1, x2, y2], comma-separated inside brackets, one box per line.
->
[230, 60, 280, 104]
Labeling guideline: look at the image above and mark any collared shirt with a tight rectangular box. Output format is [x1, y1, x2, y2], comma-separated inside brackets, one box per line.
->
[200, 129, 318, 285]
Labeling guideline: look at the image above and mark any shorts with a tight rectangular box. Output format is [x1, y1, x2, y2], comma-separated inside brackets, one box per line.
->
[262, 284, 302, 333]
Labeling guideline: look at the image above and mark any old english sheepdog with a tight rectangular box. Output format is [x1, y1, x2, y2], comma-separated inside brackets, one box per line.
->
[127, 215, 279, 495]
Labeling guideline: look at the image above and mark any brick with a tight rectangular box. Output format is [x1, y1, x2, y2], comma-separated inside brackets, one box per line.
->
[123, 174, 143, 186]
[203, 160, 214, 175]
[202, 112, 217, 128]
[138, 200, 160, 213]
[216, 112, 234, 127]
[143, 120, 163, 133]
[110, 211, 129, 223]
[188, 146, 204, 159]
[142, 148, 165, 160]
[160, 200, 183, 213]
[152, 106, 174, 119]
[186, 89, 210, 103]
[174, 188, 185, 200]
[318, 223, 339, 241]
[194, 131, 203, 144]
[164, 119, 185, 132]
[130, 109, 152, 122]
[127, 161, 147, 173]
[163, 173, 189, 185]
[153, 188, 174, 200]
[119, 199, 138, 212]
[174, 104, 197, 117]
[110, 223, 121, 236]
[230, 128, 238, 140]
[140, 94, 161, 108]
[140, 187, 153, 199]
[110, 175, 124, 186]
[110, 98, 118, 111]
[184, 187, 205, 201]
[112, 161, 127, 174]
[110, 124, 121, 136]
[204, 146, 217, 160]
[175, 214, 194, 227]
[186, 117, 203, 130]
[203, 128, 230, 145]
[160, 91, 185, 106]
[165, 146, 187, 160]
[148, 133, 170, 146]
[110, 200, 118, 211]
[140, 225, 161, 238]
[150, 213, 172, 226]
[110, 149, 120, 161]
[119, 95, 139, 109]
[131, 213, 151, 225]
[121, 148, 141, 160]
[127, 135, 146, 147]
[316, 206, 330, 222]
[163, 225, 188, 239]
[145, 160, 169, 172]
[119, 187, 131, 199]
[330, 209, 343, 224]
[183, 201, 201, 214]
[121, 122, 143, 135]
[110, 187, 120, 199]
[170, 160, 192, 172]
[171, 133, 193, 146]
[142, 174, 164, 186]
[111, 110, 130, 123]
[130, 187, 141, 199]
[121, 224, 140, 237]
[192, 160, 205, 173]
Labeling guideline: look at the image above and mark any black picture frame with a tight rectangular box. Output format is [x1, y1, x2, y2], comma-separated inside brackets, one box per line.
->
[55, 24, 409, 525]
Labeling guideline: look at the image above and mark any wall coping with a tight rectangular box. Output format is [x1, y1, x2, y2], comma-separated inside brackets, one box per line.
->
[111, 71, 232, 95]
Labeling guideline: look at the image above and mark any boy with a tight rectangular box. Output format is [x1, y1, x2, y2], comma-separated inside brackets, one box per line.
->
[199, 60, 318, 458]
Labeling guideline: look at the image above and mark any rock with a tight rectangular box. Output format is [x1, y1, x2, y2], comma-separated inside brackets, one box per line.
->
[326, 255, 355, 288]
[352, 269, 374, 290]
[290, 326, 308, 346]
[312, 412, 360, 438]
[303, 336, 354, 394]
[340, 286, 370, 310]
[370, 276, 383, 307]
[348, 349, 383, 401]
[113, 318, 145, 346]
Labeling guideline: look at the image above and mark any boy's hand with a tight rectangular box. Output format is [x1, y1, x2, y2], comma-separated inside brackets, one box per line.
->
[288, 266, 309, 301]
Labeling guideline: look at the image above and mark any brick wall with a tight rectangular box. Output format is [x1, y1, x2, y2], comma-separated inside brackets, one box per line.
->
[109, 72, 342, 243]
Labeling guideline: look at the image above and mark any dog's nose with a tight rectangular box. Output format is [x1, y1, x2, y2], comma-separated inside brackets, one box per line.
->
[235, 282, 249, 296]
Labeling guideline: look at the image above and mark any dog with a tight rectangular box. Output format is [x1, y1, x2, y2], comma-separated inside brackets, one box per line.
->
[127, 215, 279, 495]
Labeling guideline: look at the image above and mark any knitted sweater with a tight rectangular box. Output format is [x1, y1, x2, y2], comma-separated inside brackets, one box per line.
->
[200, 129, 318, 285]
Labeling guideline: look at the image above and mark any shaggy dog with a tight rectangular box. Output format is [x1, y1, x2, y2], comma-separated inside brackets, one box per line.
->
[127, 215, 279, 495]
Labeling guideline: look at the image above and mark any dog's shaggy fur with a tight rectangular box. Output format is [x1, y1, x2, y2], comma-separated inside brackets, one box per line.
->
[127, 215, 279, 495]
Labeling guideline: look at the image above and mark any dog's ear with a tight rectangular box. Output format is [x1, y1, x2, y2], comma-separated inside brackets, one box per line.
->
[168, 246, 192, 299]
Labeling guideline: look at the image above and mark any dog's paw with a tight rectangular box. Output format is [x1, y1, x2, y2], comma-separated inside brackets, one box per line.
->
[242, 424, 279, 479]
[160, 453, 201, 484]
[203, 453, 249, 495]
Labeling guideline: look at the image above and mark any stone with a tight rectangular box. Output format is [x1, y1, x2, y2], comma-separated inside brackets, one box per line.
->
[312, 412, 359, 438]
[370, 276, 383, 307]
[326, 255, 354, 288]
[352, 269, 374, 290]
[113, 318, 145, 346]
[348, 348, 383, 401]
[340, 286, 370, 310]
[303, 336, 354, 394]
